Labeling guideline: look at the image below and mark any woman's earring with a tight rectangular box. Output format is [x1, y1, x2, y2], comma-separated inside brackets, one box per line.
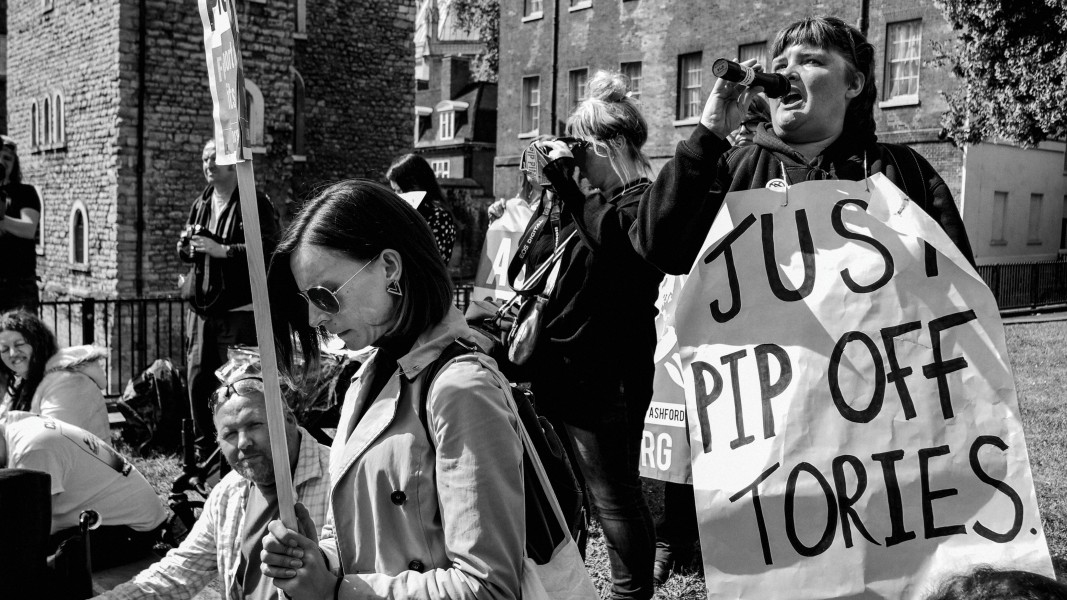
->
[387, 279, 403, 297]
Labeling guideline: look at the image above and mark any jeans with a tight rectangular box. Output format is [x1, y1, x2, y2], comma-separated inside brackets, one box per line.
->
[565, 388, 655, 600]
[655, 481, 699, 562]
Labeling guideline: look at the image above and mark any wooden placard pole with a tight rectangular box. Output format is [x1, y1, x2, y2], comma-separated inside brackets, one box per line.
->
[199, 0, 296, 529]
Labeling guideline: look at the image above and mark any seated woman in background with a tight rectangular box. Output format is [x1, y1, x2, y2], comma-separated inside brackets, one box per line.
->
[386, 153, 458, 264]
[261, 180, 524, 599]
[0, 310, 110, 441]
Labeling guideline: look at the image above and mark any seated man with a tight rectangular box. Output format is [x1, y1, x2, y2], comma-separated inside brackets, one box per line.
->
[0, 411, 167, 570]
[95, 370, 330, 599]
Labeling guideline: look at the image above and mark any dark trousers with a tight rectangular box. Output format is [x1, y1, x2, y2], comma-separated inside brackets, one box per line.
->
[0, 275, 39, 313]
[186, 310, 257, 455]
[49, 524, 160, 572]
[655, 481, 699, 560]
[563, 386, 655, 600]
[0, 469, 51, 599]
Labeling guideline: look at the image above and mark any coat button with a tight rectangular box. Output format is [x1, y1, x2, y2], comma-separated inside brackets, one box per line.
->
[408, 559, 424, 572]
[390, 490, 406, 505]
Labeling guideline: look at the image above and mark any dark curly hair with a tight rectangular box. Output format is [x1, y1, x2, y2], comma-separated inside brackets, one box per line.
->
[926, 566, 1067, 600]
[771, 16, 878, 144]
[0, 310, 58, 411]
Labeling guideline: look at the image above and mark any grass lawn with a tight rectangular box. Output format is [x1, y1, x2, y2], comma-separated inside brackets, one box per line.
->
[128, 320, 1067, 599]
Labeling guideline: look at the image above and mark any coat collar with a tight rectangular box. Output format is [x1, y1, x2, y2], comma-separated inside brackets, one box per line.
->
[330, 307, 475, 483]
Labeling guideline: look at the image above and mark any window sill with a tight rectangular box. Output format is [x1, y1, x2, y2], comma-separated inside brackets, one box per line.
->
[568, 2, 592, 12]
[292, 154, 307, 163]
[522, 12, 543, 22]
[878, 96, 920, 109]
[31, 142, 68, 154]
[518, 130, 540, 139]
[673, 117, 700, 127]
[251, 146, 268, 155]
[293, 32, 308, 40]
[1027, 240, 1043, 246]
[69, 264, 90, 274]
[989, 240, 1007, 246]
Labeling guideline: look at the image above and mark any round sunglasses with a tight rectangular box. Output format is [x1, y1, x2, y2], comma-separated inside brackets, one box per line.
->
[297, 253, 380, 315]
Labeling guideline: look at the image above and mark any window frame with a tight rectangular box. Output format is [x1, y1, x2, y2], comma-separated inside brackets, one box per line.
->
[52, 92, 65, 146]
[244, 79, 266, 152]
[439, 110, 456, 141]
[568, 67, 589, 111]
[69, 200, 90, 270]
[520, 75, 541, 138]
[30, 101, 39, 148]
[430, 159, 451, 179]
[991, 191, 1008, 246]
[881, 19, 922, 107]
[523, 0, 544, 20]
[1027, 193, 1044, 245]
[33, 186, 44, 256]
[676, 52, 703, 122]
[620, 61, 642, 100]
[737, 42, 767, 69]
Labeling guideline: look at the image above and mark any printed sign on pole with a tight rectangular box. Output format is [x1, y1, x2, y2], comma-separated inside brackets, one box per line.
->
[198, 0, 295, 528]
[199, 0, 250, 165]
[472, 197, 536, 301]
[674, 175, 1053, 599]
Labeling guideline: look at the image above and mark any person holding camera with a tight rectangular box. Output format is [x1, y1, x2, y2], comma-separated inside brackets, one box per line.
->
[520, 71, 661, 600]
[178, 137, 278, 459]
[0, 136, 42, 314]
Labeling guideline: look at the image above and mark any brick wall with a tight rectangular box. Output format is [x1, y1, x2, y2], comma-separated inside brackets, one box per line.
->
[8, 0, 125, 298]
[292, 0, 414, 203]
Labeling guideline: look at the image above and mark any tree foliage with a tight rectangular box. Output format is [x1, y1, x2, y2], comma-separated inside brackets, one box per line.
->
[451, 0, 499, 83]
[932, 0, 1067, 146]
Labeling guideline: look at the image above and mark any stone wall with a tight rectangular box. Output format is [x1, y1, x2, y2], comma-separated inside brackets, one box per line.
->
[8, 0, 124, 298]
[292, 0, 415, 203]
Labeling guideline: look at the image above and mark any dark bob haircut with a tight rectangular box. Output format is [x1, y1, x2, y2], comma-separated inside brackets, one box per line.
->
[1, 135, 23, 186]
[268, 179, 453, 380]
[385, 154, 449, 217]
[0, 310, 59, 411]
[771, 16, 878, 144]
[926, 566, 1067, 600]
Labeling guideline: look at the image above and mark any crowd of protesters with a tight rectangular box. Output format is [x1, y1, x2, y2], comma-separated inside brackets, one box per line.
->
[1, 14, 1063, 600]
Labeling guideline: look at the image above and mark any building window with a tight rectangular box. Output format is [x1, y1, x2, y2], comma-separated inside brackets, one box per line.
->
[69, 201, 89, 269]
[1060, 196, 1067, 250]
[991, 191, 1008, 245]
[53, 93, 65, 145]
[41, 0, 54, 13]
[30, 101, 38, 147]
[415, 106, 432, 143]
[43, 97, 51, 146]
[439, 110, 455, 140]
[34, 187, 44, 256]
[569, 68, 588, 110]
[570, 0, 591, 10]
[291, 68, 306, 158]
[431, 159, 450, 179]
[524, 0, 543, 18]
[884, 20, 922, 101]
[244, 79, 265, 149]
[621, 61, 642, 100]
[521, 76, 540, 136]
[0, 35, 7, 78]
[677, 52, 702, 120]
[738, 42, 767, 69]
[1028, 193, 1043, 244]
[295, 0, 307, 37]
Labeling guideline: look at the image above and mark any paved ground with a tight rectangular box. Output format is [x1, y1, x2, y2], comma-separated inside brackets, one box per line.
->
[1002, 307, 1067, 325]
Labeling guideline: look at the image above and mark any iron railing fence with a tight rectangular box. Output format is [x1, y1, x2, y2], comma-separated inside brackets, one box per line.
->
[976, 259, 1067, 312]
[38, 285, 477, 396]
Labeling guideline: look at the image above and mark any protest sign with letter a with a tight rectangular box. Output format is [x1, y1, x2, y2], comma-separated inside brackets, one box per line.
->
[473, 198, 536, 301]
[639, 274, 692, 484]
[673, 175, 1053, 599]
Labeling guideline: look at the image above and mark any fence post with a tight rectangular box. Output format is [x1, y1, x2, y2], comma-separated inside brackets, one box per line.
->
[81, 299, 95, 345]
[1030, 263, 1039, 310]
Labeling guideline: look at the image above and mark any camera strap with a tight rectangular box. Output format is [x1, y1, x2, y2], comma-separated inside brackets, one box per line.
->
[507, 191, 561, 288]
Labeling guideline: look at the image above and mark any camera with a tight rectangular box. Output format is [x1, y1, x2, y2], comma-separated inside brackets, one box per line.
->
[179, 224, 222, 246]
[519, 137, 589, 192]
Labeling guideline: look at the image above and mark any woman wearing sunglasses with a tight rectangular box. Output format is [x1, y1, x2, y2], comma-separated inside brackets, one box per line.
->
[261, 180, 524, 599]
[521, 70, 663, 600]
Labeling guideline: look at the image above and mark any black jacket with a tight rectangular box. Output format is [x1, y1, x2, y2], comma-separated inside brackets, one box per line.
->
[631, 123, 975, 275]
[179, 184, 279, 314]
[522, 158, 663, 427]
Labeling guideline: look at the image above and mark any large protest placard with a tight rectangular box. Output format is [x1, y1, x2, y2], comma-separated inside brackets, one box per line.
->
[674, 175, 1053, 599]
[639, 274, 692, 484]
[472, 198, 535, 301]
[198, 0, 295, 527]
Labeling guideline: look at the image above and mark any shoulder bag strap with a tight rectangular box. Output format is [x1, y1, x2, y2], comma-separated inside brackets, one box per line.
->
[507, 192, 555, 287]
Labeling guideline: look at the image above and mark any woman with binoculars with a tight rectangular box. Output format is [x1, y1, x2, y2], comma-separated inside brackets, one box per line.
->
[519, 70, 662, 600]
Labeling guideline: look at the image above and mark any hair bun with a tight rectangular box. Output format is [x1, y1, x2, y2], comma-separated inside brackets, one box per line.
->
[587, 70, 630, 103]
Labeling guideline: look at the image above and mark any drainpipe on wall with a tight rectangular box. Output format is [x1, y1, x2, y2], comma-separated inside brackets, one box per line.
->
[135, 0, 147, 297]
[550, 0, 560, 135]
[859, 0, 870, 37]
